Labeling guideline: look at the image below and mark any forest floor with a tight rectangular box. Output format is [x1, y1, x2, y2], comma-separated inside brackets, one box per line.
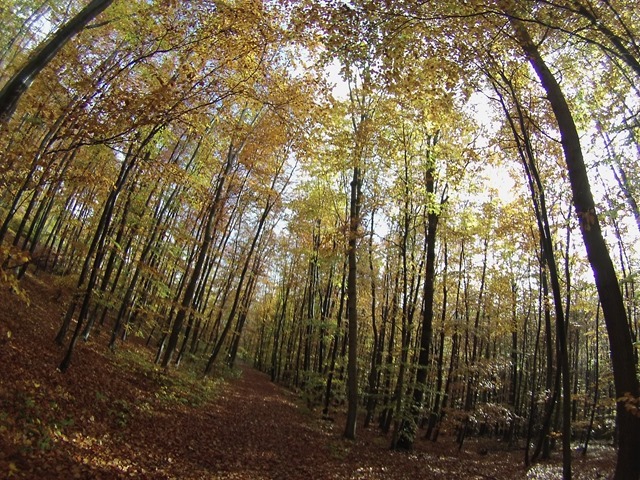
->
[0, 273, 616, 479]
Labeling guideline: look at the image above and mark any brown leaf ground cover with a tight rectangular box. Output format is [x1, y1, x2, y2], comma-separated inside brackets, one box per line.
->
[1, 274, 615, 479]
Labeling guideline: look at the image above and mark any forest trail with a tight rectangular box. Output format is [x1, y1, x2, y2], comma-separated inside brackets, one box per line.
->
[1, 274, 614, 479]
[181, 365, 344, 479]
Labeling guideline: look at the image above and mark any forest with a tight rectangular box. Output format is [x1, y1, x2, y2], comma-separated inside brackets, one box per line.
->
[1, 0, 639, 479]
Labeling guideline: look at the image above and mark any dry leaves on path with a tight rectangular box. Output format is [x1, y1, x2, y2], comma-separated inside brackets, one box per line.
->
[0, 274, 615, 479]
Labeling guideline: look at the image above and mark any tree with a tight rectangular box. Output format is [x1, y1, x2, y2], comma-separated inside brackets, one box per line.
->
[0, 0, 114, 123]
[508, 14, 640, 480]
[486, 57, 572, 474]
[393, 131, 446, 450]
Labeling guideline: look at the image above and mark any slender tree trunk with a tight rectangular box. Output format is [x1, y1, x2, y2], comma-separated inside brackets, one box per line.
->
[532, 250, 560, 463]
[583, 304, 600, 455]
[396, 139, 442, 449]
[204, 195, 275, 375]
[491, 64, 571, 474]
[364, 210, 380, 428]
[0, 111, 69, 244]
[302, 220, 320, 381]
[344, 165, 362, 440]
[317, 259, 335, 374]
[54, 144, 133, 346]
[378, 267, 399, 433]
[162, 141, 240, 368]
[525, 268, 544, 466]
[571, 1, 640, 78]
[432, 240, 464, 442]
[227, 267, 259, 368]
[271, 270, 292, 381]
[610, 165, 640, 234]
[57, 145, 139, 371]
[82, 182, 135, 340]
[161, 206, 214, 368]
[323, 255, 347, 415]
[426, 239, 448, 440]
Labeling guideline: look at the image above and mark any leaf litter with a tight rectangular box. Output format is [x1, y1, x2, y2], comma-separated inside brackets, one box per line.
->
[0, 274, 615, 479]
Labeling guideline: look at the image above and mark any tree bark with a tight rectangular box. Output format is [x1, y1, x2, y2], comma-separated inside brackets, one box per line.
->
[0, 0, 114, 122]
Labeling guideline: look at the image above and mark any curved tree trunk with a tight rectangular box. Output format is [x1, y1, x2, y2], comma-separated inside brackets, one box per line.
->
[510, 18, 640, 480]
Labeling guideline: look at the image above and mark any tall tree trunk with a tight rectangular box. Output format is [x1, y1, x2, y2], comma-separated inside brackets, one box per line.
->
[54, 143, 133, 346]
[344, 165, 362, 440]
[531, 249, 560, 463]
[303, 220, 321, 379]
[204, 193, 275, 375]
[426, 239, 448, 440]
[570, 1, 640, 78]
[227, 265, 260, 368]
[271, 267, 293, 381]
[364, 210, 380, 428]
[583, 303, 600, 455]
[161, 139, 240, 368]
[510, 18, 640, 480]
[0, 111, 69, 244]
[525, 267, 544, 466]
[432, 239, 464, 442]
[491, 63, 571, 474]
[317, 258, 336, 374]
[396, 135, 443, 450]
[610, 165, 640, 234]
[323, 256, 347, 416]
[0, 0, 114, 122]
[82, 181, 136, 340]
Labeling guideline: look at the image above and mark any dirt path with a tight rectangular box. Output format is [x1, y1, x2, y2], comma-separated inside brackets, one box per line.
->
[177, 366, 339, 479]
[0, 271, 399, 480]
[125, 365, 342, 479]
